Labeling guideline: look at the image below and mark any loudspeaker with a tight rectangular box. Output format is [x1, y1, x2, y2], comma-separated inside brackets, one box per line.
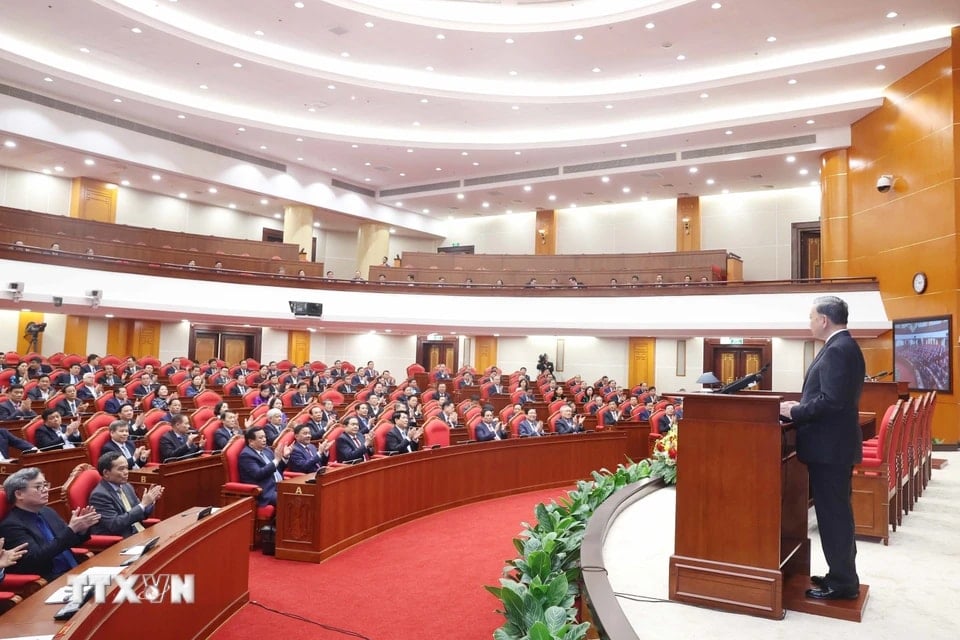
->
[53, 296, 63, 307]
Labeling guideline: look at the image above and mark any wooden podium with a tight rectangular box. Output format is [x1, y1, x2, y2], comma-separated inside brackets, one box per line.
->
[668, 393, 809, 619]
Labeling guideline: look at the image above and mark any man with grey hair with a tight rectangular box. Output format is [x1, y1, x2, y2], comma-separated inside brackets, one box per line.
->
[0, 467, 100, 580]
[780, 295, 865, 601]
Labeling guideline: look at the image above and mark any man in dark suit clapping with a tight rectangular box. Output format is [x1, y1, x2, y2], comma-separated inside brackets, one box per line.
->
[288, 423, 332, 473]
[780, 296, 865, 602]
[336, 416, 373, 463]
[239, 427, 291, 506]
[88, 452, 163, 537]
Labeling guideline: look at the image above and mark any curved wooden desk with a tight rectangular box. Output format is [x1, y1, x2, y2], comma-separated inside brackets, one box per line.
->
[275, 431, 628, 562]
[0, 500, 252, 639]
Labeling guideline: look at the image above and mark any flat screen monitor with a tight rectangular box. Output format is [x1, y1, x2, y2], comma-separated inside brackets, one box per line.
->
[892, 315, 952, 392]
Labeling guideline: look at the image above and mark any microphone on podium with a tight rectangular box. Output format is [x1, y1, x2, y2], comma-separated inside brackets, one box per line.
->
[866, 370, 891, 381]
[162, 449, 203, 463]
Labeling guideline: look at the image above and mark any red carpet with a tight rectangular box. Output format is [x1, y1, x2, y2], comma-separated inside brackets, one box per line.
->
[211, 487, 569, 640]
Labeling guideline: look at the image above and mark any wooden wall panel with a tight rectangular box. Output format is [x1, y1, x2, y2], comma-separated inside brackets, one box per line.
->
[627, 337, 655, 389]
[287, 330, 311, 364]
[16, 311, 44, 354]
[132, 320, 161, 358]
[106, 318, 132, 357]
[676, 196, 701, 252]
[534, 210, 557, 256]
[474, 336, 498, 373]
[63, 315, 88, 356]
[820, 150, 849, 278]
[70, 177, 117, 223]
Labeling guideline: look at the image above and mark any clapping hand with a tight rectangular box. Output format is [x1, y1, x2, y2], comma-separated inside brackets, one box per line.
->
[141, 484, 164, 507]
[68, 505, 100, 534]
[0, 538, 28, 570]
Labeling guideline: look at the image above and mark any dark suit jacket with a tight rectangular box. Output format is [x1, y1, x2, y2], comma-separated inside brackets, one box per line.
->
[159, 430, 200, 462]
[34, 425, 82, 450]
[789, 330, 865, 465]
[230, 384, 249, 396]
[291, 393, 312, 407]
[288, 442, 326, 473]
[603, 411, 620, 427]
[55, 373, 81, 388]
[104, 397, 132, 415]
[262, 423, 280, 447]
[88, 479, 154, 537]
[26, 387, 54, 402]
[54, 398, 84, 418]
[0, 400, 35, 421]
[101, 439, 147, 469]
[518, 419, 542, 437]
[76, 385, 100, 401]
[302, 419, 326, 440]
[474, 421, 505, 442]
[336, 432, 371, 463]
[554, 417, 582, 435]
[656, 414, 676, 435]
[384, 426, 418, 454]
[213, 427, 238, 452]
[0, 428, 36, 457]
[238, 445, 285, 506]
[0, 506, 89, 580]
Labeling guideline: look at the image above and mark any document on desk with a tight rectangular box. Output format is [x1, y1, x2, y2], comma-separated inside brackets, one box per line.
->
[43, 566, 124, 604]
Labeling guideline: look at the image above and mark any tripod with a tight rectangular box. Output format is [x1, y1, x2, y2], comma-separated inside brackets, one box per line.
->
[23, 331, 39, 353]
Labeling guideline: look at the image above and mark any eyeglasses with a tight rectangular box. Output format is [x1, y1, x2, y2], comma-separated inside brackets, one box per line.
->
[29, 481, 51, 491]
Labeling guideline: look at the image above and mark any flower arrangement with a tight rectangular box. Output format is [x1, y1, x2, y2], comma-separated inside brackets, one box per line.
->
[650, 426, 678, 485]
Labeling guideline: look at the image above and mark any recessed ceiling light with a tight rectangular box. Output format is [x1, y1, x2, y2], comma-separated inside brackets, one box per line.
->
[523, 185, 532, 192]
[785, 155, 796, 163]
[396, 201, 403, 207]
[313, 221, 320, 227]
[592, 67, 601, 73]
[706, 178, 715, 185]
[471, 162, 479, 166]
[406, 148, 414, 153]
[436, 33, 446, 40]
[601, 176, 610, 183]
[505, 209, 513, 214]
[422, 208, 430, 213]
[237, 127, 246, 132]
[131, 27, 142, 34]
[259, 145, 267, 150]
[54, 165, 64, 172]
[294, 1, 304, 8]
[364, 177, 372, 181]
[364, 161, 371, 166]
[412, 121, 421, 126]
[622, 187, 631, 193]
[620, 143, 628, 148]
[364, 21, 374, 28]
[547, 194, 556, 201]
[120, 179, 130, 186]
[799, 168, 809, 176]
[787, 78, 797, 85]
[2, 140, 16, 148]
[886, 11, 898, 19]
[295, 137, 303, 142]
[151, 174, 161, 181]
[569, 203, 577, 208]
[79, 47, 90, 53]
[699, 92, 709, 99]
[43, 76, 53, 82]
[260, 198, 269, 205]
[721, 189, 730, 194]
[573, 34, 583, 41]
[400, 172, 407, 176]
[809, 180, 819, 187]
[233, 62, 243, 68]
[42, 168, 51, 175]
[604, 104, 614, 109]
[340, 51, 350, 58]
[688, 167, 699, 173]
[297, 157, 303, 161]
[84, 158, 95, 166]
[113, 97, 122, 103]
[875, 64, 886, 71]
[645, 22, 655, 29]
[105, 313, 114, 318]
[435, 167, 442, 171]
[178, 192, 187, 198]
[208, 187, 218, 194]
[482, 201, 490, 208]
[505, 38, 515, 44]
[676, 54, 686, 61]
[420, 98, 429, 103]
[254, 30, 265, 36]
[725, 129, 733, 135]
[274, 213, 282, 219]
[228, 203, 237, 209]
[199, 84, 208, 90]
[766, 36, 777, 43]
[806, 119, 815, 125]
[508, 70, 518, 76]
[351, 144, 359, 148]
[456, 193, 465, 200]
[711, 2, 722, 8]
[330, 167, 338, 171]
[511, 105, 520, 110]
[461, 151, 468, 156]
[514, 151, 521, 155]
[177, 114, 186, 119]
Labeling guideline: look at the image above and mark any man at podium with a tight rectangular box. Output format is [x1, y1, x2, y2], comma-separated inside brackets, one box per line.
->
[780, 296, 864, 601]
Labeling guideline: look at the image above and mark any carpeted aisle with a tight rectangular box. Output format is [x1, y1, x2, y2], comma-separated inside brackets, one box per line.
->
[210, 487, 568, 640]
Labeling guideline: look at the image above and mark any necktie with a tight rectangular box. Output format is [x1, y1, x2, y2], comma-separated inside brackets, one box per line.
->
[35, 512, 77, 575]
[117, 487, 145, 533]
[352, 435, 366, 460]
[261, 450, 282, 481]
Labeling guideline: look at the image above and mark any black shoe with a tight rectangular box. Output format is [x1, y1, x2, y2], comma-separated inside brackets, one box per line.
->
[810, 575, 827, 588]
[805, 586, 859, 600]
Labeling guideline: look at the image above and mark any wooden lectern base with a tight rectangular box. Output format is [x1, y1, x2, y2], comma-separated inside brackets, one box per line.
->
[782, 574, 869, 622]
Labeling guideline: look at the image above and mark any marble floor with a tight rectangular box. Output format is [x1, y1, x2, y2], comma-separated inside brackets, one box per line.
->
[603, 451, 959, 640]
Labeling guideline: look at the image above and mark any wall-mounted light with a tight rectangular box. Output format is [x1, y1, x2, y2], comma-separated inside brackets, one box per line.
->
[537, 228, 547, 244]
[681, 217, 691, 235]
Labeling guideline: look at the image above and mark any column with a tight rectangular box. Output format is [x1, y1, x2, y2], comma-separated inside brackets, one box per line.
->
[676, 196, 701, 252]
[356, 223, 390, 278]
[819, 149, 849, 278]
[283, 205, 315, 258]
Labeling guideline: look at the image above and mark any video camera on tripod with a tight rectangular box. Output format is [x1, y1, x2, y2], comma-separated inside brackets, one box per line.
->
[23, 321, 46, 352]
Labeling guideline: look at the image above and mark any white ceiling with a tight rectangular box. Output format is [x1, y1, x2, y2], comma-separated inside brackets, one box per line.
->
[0, 0, 956, 233]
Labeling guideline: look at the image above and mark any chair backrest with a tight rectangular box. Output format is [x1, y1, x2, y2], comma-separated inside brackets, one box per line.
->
[0, 488, 8, 520]
[22, 416, 44, 445]
[595, 406, 609, 431]
[466, 415, 481, 440]
[325, 426, 345, 463]
[869, 401, 900, 459]
[62, 354, 83, 368]
[499, 404, 516, 423]
[221, 435, 245, 483]
[508, 413, 525, 438]
[169, 371, 190, 385]
[273, 427, 295, 453]
[649, 409, 666, 435]
[193, 389, 222, 408]
[146, 422, 173, 463]
[548, 399, 567, 414]
[95, 390, 114, 412]
[199, 418, 222, 452]
[406, 363, 425, 378]
[46, 392, 64, 409]
[63, 464, 101, 511]
[0, 369, 16, 386]
[140, 392, 155, 412]
[82, 411, 116, 440]
[242, 389, 260, 407]
[190, 406, 215, 429]
[138, 356, 161, 368]
[422, 418, 450, 448]
[464, 406, 481, 423]
[373, 423, 391, 454]
[250, 404, 269, 420]
[280, 389, 297, 407]
[142, 408, 166, 430]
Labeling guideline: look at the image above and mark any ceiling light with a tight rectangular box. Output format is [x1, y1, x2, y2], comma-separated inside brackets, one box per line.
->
[725, 129, 733, 135]
[295, 137, 303, 142]
[259, 145, 267, 150]
[514, 151, 521, 155]
[131, 27, 142, 34]
[396, 201, 403, 207]
[601, 176, 610, 183]
[809, 180, 819, 187]
[364, 177, 371, 181]
[573, 34, 583, 41]
[43, 76, 53, 82]
[422, 208, 430, 213]
[260, 198, 269, 205]
[412, 121, 421, 126]
[505, 38, 515, 44]
[886, 11, 898, 19]
[787, 78, 797, 85]
[233, 62, 243, 68]
[313, 222, 320, 227]
[471, 162, 479, 166]
[254, 30, 265, 36]
[688, 167, 699, 173]
[508, 70, 518, 76]
[641, 196, 649, 202]
[722, 189, 729, 194]
[274, 213, 282, 219]
[523, 185, 532, 192]
[511, 105, 520, 110]
[699, 92, 709, 99]
[806, 119, 816, 125]
[482, 201, 490, 208]
[645, 22, 655, 29]
[120, 179, 130, 186]
[79, 47, 90, 53]
[461, 151, 468, 156]
[785, 155, 796, 163]
[406, 148, 414, 153]
[105, 314, 114, 319]
[436, 34, 446, 40]
[42, 169, 51, 175]
[435, 167, 442, 171]
[547, 195, 556, 202]
[340, 51, 350, 58]
[400, 171, 407, 175]
[799, 168, 809, 176]
[2, 140, 16, 148]
[420, 98, 428, 103]
[54, 166, 64, 172]
[569, 203, 577, 208]
[294, 1, 305, 7]
[592, 67, 601, 73]
[331, 167, 338, 171]
[604, 104, 614, 109]
[456, 193, 465, 200]
[199, 84, 208, 90]
[711, 2, 722, 8]
[364, 161, 371, 166]
[229, 203, 237, 209]
[364, 21, 374, 28]
[237, 127, 245, 132]
[113, 97, 122, 103]
[706, 178, 715, 185]
[151, 174, 161, 181]
[296, 157, 303, 161]
[177, 114, 186, 119]
[622, 187, 631, 194]
[178, 192, 187, 198]
[505, 209, 513, 214]
[620, 143, 628, 148]
[676, 54, 686, 61]
[766, 36, 777, 43]
[351, 144, 359, 148]
[875, 64, 886, 71]
[208, 187, 218, 193]
[425, 66, 434, 71]
[84, 158, 95, 166]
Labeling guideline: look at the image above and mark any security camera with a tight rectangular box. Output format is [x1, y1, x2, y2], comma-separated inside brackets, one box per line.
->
[876, 175, 895, 193]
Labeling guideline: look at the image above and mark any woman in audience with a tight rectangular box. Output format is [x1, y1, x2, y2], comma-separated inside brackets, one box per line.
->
[252, 383, 273, 407]
[582, 386, 597, 404]
[184, 374, 205, 397]
[306, 373, 324, 394]
[269, 397, 289, 427]
[213, 401, 229, 420]
[151, 384, 174, 410]
[516, 379, 535, 404]
[8, 361, 30, 386]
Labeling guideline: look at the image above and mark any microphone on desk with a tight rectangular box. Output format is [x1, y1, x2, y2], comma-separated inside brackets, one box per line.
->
[32, 442, 67, 453]
[867, 371, 891, 381]
[162, 450, 203, 463]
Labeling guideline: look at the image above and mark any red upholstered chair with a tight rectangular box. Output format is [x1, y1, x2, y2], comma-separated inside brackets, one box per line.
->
[250, 404, 269, 420]
[479, 382, 494, 400]
[276, 359, 292, 371]
[354, 388, 371, 402]
[84, 426, 112, 466]
[499, 404, 517, 424]
[507, 414, 525, 439]
[421, 388, 436, 402]
[422, 417, 450, 448]
[199, 418, 222, 452]
[222, 380, 238, 397]
[595, 406, 609, 431]
[647, 410, 666, 457]
[137, 356, 161, 368]
[279, 388, 297, 407]
[169, 371, 189, 385]
[465, 415, 481, 441]
[95, 390, 114, 412]
[324, 426, 345, 463]
[854, 399, 906, 542]
[320, 389, 344, 405]
[242, 389, 260, 407]
[464, 405, 481, 424]
[140, 392, 155, 412]
[190, 406, 215, 430]
[220, 435, 271, 548]
[45, 392, 64, 410]
[101, 355, 123, 368]
[0, 369, 16, 388]
[62, 464, 124, 551]
[21, 416, 44, 446]
[146, 422, 172, 464]
[81, 411, 115, 440]
[372, 421, 393, 454]
[61, 354, 83, 368]
[193, 389, 222, 408]
[141, 408, 166, 431]
[406, 363, 425, 378]
[548, 399, 567, 414]
[389, 388, 405, 402]
[654, 399, 671, 412]
[309, 360, 326, 373]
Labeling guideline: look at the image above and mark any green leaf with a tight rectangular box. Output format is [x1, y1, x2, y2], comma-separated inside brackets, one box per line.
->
[521, 591, 545, 630]
[544, 606, 568, 634]
[544, 574, 569, 606]
[561, 622, 591, 640]
[493, 627, 520, 640]
[527, 621, 553, 640]
[526, 550, 551, 582]
[501, 584, 525, 623]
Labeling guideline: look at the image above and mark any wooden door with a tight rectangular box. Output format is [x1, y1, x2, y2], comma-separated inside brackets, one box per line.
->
[417, 339, 457, 373]
[194, 332, 218, 363]
[474, 336, 498, 373]
[703, 339, 772, 391]
[627, 337, 656, 389]
[223, 336, 249, 365]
